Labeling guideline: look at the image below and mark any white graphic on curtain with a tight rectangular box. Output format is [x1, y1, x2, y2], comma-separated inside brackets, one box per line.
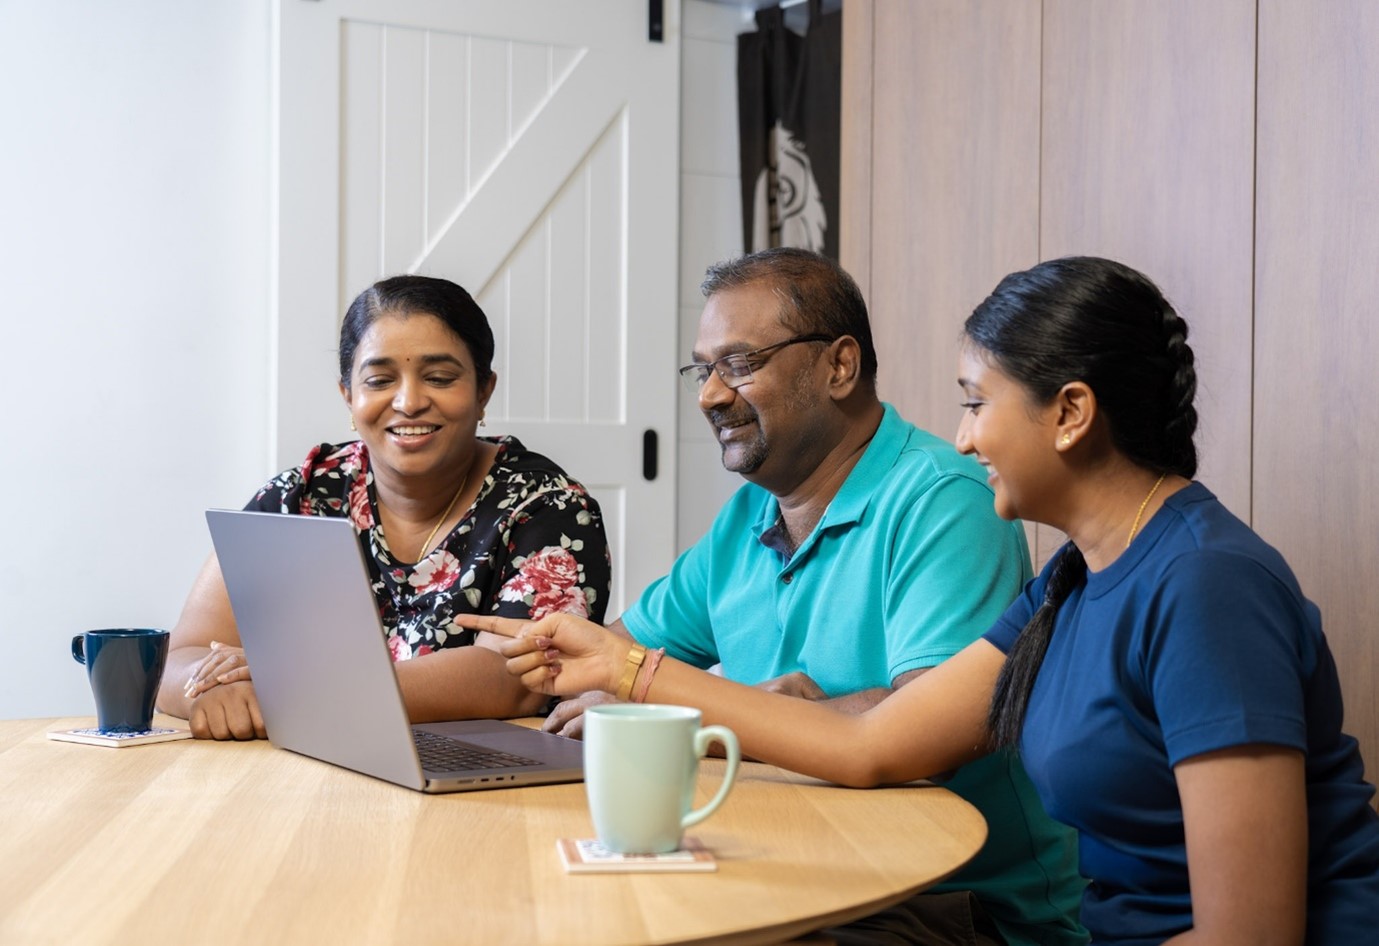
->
[750, 121, 827, 253]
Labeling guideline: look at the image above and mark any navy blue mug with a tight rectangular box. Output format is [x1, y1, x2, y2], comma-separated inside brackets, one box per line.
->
[70, 629, 170, 733]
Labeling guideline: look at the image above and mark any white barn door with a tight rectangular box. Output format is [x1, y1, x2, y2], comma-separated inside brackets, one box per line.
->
[275, 0, 681, 617]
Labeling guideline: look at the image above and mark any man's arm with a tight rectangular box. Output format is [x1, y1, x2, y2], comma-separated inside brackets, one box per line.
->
[699, 667, 932, 761]
[757, 666, 929, 713]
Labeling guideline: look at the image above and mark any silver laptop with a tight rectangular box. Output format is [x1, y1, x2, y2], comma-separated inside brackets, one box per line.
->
[205, 509, 584, 793]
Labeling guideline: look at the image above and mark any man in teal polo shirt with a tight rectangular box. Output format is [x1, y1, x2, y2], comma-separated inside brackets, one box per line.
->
[545, 247, 1085, 946]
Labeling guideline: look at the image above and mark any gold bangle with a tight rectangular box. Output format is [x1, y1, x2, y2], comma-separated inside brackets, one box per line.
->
[614, 643, 647, 701]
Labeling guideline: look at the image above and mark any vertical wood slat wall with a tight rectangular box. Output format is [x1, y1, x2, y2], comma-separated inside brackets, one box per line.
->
[841, 0, 1377, 792]
[1254, 0, 1379, 797]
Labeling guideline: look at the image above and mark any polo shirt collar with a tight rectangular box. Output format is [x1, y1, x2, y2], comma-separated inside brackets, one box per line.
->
[752, 402, 906, 551]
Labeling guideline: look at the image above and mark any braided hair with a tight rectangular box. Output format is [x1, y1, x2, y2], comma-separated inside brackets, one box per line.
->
[963, 257, 1200, 748]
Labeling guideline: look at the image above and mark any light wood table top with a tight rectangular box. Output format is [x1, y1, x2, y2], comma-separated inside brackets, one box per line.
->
[0, 716, 987, 946]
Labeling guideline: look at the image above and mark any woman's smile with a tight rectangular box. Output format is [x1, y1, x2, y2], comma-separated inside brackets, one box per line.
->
[343, 311, 493, 489]
[387, 423, 443, 446]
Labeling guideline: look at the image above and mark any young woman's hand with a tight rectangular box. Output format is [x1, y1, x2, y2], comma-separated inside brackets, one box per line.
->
[452, 612, 630, 697]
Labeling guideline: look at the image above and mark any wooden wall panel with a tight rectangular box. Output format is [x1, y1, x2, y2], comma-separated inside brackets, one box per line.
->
[842, 0, 1378, 800]
[860, 0, 1042, 445]
[839, 0, 873, 300]
[1256, 0, 1379, 786]
[1039, 0, 1257, 565]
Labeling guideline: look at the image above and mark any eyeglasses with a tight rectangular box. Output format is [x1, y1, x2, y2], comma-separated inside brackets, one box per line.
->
[678, 334, 834, 393]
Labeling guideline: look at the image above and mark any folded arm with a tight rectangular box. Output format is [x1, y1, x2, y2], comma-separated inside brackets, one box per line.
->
[399, 634, 552, 720]
[757, 666, 928, 712]
[156, 553, 261, 738]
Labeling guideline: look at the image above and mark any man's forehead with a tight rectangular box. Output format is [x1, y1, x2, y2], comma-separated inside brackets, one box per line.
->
[695, 284, 789, 351]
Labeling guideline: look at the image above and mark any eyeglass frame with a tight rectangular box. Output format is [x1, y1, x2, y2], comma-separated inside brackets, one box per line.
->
[677, 333, 835, 393]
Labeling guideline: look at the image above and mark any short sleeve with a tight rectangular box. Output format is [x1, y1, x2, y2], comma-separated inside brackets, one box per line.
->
[984, 543, 1063, 655]
[1144, 551, 1311, 765]
[243, 443, 358, 518]
[491, 484, 613, 624]
[620, 535, 720, 668]
[245, 467, 306, 513]
[884, 474, 1031, 680]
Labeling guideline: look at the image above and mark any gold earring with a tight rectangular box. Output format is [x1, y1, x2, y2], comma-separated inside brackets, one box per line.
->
[1061, 433, 1071, 446]
[479, 414, 487, 428]
[350, 416, 357, 431]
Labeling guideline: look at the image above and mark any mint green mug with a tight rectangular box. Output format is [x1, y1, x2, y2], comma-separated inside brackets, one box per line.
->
[583, 704, 740, 854]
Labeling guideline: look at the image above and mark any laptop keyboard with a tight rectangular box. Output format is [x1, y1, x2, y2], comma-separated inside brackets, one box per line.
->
[412, 729, 540, 772]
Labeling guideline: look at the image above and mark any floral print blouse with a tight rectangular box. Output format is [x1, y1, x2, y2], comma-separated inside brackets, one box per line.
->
[246, 436, 611, 661]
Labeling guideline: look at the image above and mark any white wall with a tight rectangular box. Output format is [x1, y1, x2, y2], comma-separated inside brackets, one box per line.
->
[0, 0, 747, 720]
[0, 0, 273, 718]
[675, 0, 750, 552]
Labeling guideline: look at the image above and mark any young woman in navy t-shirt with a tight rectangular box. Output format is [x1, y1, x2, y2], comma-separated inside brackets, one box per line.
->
[458, 256, 1379, 946]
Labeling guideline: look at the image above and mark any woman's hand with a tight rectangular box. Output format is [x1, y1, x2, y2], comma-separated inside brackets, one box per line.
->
[183, 641, 252, 700]
[452, 612, 630, 696]
[189, 680, 267, 741]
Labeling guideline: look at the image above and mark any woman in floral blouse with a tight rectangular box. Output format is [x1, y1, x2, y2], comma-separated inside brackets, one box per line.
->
[157, 275, 612, 739]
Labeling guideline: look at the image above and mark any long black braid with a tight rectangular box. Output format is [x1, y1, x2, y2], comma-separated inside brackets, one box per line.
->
[965, 257, 1200, 748]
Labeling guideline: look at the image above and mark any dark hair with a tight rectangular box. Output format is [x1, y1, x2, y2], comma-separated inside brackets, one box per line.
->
[964, 256, 1199, 748]
[700, 247, 878, 387]
[338, 275, 495, 389]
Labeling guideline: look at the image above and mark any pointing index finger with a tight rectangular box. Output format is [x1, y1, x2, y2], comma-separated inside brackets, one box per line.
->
[453, 613, 532, 639]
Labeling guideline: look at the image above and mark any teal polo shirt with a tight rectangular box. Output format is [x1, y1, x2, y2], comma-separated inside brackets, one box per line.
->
[625, 403, 1032, 689]
[623, 403, 1088, 946]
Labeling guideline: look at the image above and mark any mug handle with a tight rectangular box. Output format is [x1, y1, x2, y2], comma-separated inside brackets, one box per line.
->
[682, 724, 740, 829]
[71, 635, 86, 665]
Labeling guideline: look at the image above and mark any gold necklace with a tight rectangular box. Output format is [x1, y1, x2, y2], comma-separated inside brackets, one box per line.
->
[414, 473, 469, 562]
[1125, 473, 1168, 549]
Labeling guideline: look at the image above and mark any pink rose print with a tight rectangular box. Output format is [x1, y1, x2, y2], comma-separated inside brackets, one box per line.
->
[408, 550, 464, 595]
[388, 635, 433, 662]
[339, 441, 367, 477]
[348, 476, 374, 529]
[499, 545, 589, 619]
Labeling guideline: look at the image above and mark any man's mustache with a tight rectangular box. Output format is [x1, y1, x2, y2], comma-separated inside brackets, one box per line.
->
[707, 408, 757, 429]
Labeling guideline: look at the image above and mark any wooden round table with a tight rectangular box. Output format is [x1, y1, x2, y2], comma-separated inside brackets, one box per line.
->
[0, 716, 987, 945]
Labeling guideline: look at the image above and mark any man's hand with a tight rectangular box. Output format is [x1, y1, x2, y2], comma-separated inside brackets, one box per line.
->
[188, 680, 266, 741]
[542, 691, 619, 739]
[754, 671, 828, 701]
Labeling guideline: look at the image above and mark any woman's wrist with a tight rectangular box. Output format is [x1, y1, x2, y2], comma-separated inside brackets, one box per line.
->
[630, 647, 665, 703]
[613, 642, 647, 701]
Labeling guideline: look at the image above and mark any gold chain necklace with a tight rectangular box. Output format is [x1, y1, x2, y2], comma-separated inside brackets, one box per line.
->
[1125, 473, 1168, 549]
[413, 473, 469, 562]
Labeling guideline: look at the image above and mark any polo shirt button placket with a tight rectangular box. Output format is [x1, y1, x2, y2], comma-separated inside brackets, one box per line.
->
[782, 573, 793, 584]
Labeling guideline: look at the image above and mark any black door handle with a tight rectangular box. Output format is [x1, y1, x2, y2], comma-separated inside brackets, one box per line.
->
[648, 0, 663, 43]
[642, 429, 658, 481]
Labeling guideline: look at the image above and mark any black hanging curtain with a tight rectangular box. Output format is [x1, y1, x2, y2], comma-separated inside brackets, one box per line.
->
[736, 0, 842, 259]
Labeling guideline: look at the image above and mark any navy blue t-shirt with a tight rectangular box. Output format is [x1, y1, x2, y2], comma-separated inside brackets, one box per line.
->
[985, 482, 1379, 945]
